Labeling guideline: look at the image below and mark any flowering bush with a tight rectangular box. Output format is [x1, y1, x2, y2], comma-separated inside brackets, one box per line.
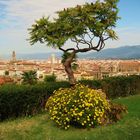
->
[46, 84, 111, 129]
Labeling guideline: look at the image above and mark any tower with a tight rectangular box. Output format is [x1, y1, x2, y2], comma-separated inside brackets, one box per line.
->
[12, 51, 16, 62]
[51, 54, 56, 73]
[51, 54, 55, 64]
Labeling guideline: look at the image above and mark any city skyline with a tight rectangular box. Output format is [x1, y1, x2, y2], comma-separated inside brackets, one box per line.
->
[0, 0, 140, 55]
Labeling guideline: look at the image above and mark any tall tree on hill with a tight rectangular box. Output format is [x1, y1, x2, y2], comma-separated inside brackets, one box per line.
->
[28, 0, 119, 85]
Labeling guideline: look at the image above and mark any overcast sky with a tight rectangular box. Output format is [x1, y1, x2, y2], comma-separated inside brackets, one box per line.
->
[0, 0, 140, 56]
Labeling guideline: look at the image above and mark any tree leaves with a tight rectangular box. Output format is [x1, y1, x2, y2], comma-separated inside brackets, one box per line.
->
[106, 29, 118, 40]
[28, 0, 119, 85]
[21, 70, 37, 85]
[28, 0, 119, 50]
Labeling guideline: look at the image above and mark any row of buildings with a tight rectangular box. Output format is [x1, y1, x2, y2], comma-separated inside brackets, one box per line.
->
[0, 51, 140, 84]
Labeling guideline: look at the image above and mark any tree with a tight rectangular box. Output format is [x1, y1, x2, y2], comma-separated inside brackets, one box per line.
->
[28, 0, 119, 85]
[4, 70, 9, 76]
[21, 70, 37, 85]
[61, 52, 78, 71]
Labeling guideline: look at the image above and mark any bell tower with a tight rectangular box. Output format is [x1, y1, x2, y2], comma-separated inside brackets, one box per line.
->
[12, 51, 16, 62]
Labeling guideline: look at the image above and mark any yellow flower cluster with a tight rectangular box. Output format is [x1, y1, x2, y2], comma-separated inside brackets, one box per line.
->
[46, 84, 110, 129]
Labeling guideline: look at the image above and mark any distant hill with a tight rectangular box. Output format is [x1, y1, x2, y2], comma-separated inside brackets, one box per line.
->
[2, 52, 62, 60]
[79, 45, 140, 59]
[1, 45, 140, 60]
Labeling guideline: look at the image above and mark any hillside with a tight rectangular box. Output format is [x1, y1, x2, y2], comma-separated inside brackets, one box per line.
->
[80, 45, 140, 59]
[1, 45, 140, 60]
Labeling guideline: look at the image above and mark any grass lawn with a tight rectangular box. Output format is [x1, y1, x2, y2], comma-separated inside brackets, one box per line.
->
[0, 95, 140, 140]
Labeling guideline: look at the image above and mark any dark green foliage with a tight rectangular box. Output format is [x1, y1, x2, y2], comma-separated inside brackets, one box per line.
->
[44, 73, 56, 83]
[4, 70, 9, 76]
[101, 75, 140, 98]
[21, 70, 37, 85]
[0, 84, 45, 121]
[80, 79, 102, 89]
[0, 81, 70, 121]
[0, 75, 139, 121]
[79, 75, 140, 99]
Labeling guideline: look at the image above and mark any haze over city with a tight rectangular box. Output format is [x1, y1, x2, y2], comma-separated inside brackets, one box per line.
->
[0, 0, 140, 56]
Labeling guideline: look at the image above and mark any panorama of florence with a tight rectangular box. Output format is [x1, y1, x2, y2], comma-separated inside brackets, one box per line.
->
[0, 51, 140, 84]
[0, 0, 140, 140]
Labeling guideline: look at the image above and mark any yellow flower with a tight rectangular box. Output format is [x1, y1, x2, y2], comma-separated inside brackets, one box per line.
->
[77, 117, 80, 120]
[79, 112, 83, 116]
[82, 123, 84, 126]
[66, 117, 70, 121]
[84, 120, 87, 124]
[87, 118, 90, 121]
[46, 84, 110, 129]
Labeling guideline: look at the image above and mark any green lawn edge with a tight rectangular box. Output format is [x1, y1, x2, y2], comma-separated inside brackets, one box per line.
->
[0, 95, 140, 140]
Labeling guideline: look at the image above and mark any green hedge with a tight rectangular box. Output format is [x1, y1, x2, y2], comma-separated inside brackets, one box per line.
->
[79, 75, 140, 99]
[0, 75, 140, 121]
[0, 81, 70, 121]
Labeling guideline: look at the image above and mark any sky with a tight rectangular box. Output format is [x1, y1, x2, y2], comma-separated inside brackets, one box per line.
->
[0, 0, 140, 56]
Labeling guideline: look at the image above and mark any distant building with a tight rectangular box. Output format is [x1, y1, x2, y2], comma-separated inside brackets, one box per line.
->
[0, 56, 140, 83]
[118, 61, 140, 75]
[0, 76, 14, 85]
[12, 51, 16, 62]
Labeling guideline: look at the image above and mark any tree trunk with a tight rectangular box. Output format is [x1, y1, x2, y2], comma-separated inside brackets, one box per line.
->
[63, 52, 76, 85]
[64, 61, 76, 85]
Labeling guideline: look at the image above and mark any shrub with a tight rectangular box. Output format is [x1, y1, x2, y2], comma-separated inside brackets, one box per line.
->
[0, 84, 47, 120]
[79, 75, 140, 99]
[46, 84, 111, 129]
[0, 81, 70, 121]
[21, 70, 37, 85]
[44, 73, 57, 83]
[106, 102, 127, 123]
[4, 70, 9, 76]
[101, 75, 140, 98]
[79, 79, 102, 89]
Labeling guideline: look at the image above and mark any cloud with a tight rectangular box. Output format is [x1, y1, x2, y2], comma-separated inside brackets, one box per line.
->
[1, 0, 90, 28]
[0, 0, 93, 54]
[105, 27, 140, 48]
[0, 0, 140, 55]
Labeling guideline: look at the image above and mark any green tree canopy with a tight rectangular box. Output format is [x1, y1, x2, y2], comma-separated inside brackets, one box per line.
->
[29, 0, 119, 85]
